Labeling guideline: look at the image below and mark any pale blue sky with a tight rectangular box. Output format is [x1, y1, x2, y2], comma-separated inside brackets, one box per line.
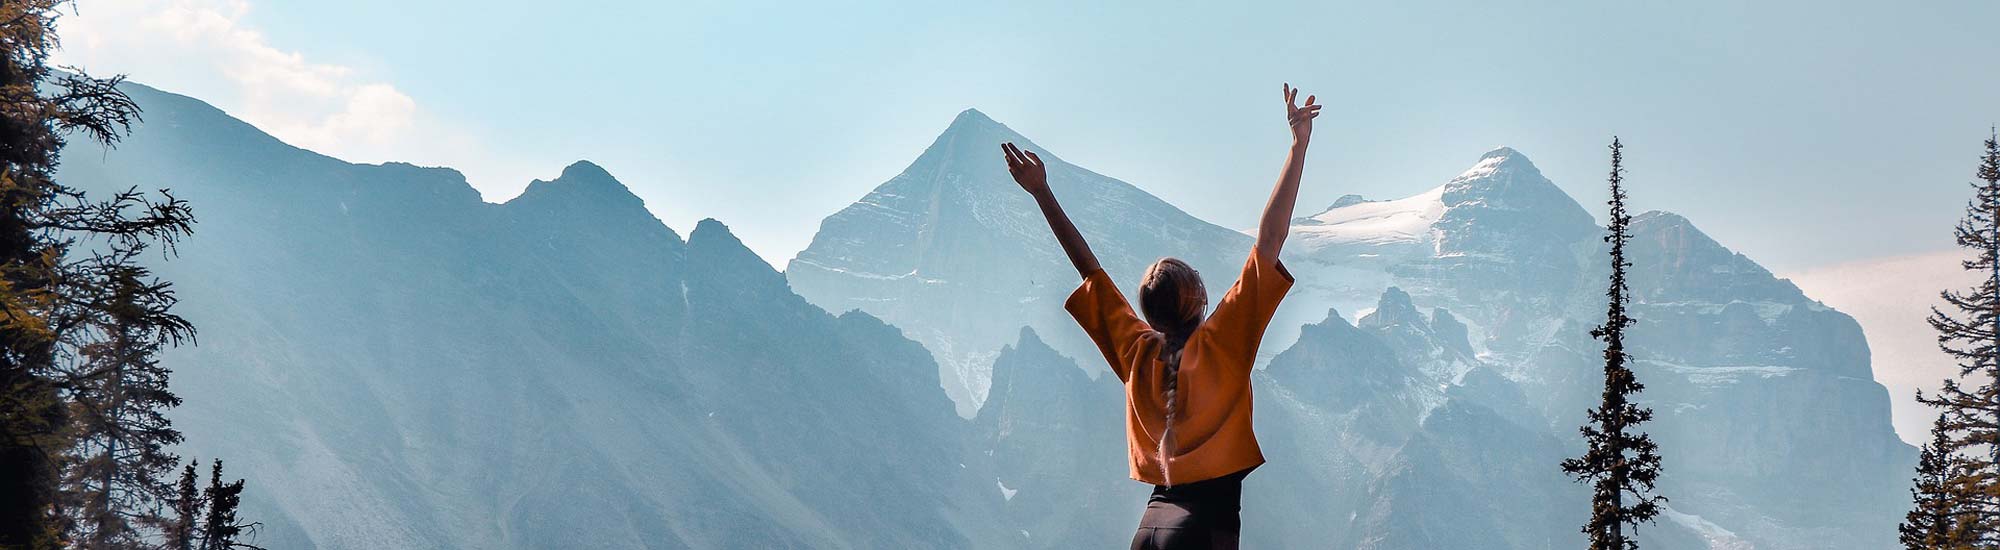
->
[55, 0, 2000, 272]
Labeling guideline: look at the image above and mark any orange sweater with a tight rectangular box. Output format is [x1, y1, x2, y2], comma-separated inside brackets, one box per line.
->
[1066, 250, 1293, 486]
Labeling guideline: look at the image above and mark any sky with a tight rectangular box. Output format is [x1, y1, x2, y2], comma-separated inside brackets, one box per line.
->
[41, 0, 2000, 444]
[49, 0, 2000, 274]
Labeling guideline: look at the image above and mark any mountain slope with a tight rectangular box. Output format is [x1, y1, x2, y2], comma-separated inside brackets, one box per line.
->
[798, 123, 1916, 549]
[966, 328, 1140, 548]
[786, 109, 1253, 416]
[57, 81, 1004, 549]
[1275, 153, 1913, 549]
[63, 80, 1917, 549]
[1787, 250, 1976, 444]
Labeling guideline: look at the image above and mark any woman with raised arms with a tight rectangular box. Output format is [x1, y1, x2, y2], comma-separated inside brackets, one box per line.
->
[1001, 83, 1321, 550]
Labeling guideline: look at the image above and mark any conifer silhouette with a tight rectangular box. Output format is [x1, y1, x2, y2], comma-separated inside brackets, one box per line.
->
[1913, 133, 2000, 548]
[0, 1, 222, 545]
[1561, 137, 1665, 550]
[165, 461, 201, 550]
[1902, 415, 1983, 549]
[199, 460, 260, 550]
[61, 258, 195, 548]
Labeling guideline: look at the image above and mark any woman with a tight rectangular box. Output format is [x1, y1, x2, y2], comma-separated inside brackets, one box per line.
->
[1001, 83, 1321, 550]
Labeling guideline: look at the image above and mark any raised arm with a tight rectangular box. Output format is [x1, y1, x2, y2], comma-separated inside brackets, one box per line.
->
[1255, 83, 1322, 259]
[1003, 142, 1102, 278]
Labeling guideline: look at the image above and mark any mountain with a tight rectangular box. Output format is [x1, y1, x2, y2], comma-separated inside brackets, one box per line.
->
[799, 114, 1916, 549]
[1273, 147, 1601, 358]
[1620, 211, 1910, 547]
[1288, 155, 1911, 549]
[785, 109, 1253, 416]
[61, 78, 1915, 549]
[1786, 250, 1976, 444]
[965, 328, 1141, 548]
[57, 81, 1009, 549]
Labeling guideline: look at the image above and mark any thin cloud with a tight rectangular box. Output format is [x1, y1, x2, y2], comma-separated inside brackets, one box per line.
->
[51, 0, 525, 195]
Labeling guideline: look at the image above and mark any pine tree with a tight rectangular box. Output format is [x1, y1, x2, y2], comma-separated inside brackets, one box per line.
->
[1561, 137, 1666, 550]
[164, 461, 200, 550]
[59, 254, 194, 549]
[198, 460, 259, 550]
[0, 1, 199, 546]
[1915, 133, 2000, 547]
[1902, 415, 1983, 549]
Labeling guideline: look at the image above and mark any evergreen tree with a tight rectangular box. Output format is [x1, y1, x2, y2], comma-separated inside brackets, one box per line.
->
[163, 461, 199, 550]
[1916, 133, 2000, 547]
[198, 460, 259, 550]
[59, 252, 194, 549]
[1902, 415, 1982, 549]
[1561, 137, 1666, 550]
[0, 1, 195, 546]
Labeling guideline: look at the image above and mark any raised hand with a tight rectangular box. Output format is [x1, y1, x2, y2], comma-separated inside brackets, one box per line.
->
[1258, 83, 1320, 259]
[1002, 142, 1049, 196]
[1004, 141, 1100, 276]
[1284, 83, 1321, 145]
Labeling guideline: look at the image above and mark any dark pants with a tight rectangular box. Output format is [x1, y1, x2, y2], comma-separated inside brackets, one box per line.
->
[1129, 468, 1251, 550]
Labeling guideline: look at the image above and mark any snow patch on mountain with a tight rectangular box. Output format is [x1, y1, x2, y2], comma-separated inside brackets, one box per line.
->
[1293, 185, 1447, 250]
[1661, 505, 1755, 550]
[1453, 147, 1525, 182]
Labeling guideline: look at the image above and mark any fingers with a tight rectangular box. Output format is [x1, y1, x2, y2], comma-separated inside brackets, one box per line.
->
[1003, 142, 1047, 174]
[1289, 103, 1321, 117]
[1305, 94, 1316, 107]
[1284, 83, 1297, 109]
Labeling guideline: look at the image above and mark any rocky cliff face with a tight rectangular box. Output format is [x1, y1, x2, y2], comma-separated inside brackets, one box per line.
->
[1621, 211, 1909, 548]
[966, 328, 1140, 548]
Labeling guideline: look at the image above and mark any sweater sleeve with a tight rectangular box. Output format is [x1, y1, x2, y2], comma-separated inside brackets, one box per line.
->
[1201, 249, 1295, 375]
[1064, 268, 1153, 383]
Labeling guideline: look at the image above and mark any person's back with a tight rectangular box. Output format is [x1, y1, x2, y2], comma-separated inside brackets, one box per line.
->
[1065, 249, 1292, 487]
[1002, 83, 1322, 550]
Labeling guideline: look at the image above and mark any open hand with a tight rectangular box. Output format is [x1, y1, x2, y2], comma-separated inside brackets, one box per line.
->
[1002, 142, 1049, 196]
[1285, 83, 1321, 144]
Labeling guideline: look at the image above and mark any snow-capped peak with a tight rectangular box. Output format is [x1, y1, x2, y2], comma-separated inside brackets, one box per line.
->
[1432, 147, 1598, 245]
[946, 108, 1009, 136]
[1450, 147, 1529, 183]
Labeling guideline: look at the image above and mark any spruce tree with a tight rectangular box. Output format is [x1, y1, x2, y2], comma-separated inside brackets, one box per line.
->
[0, 1, 198, 545]
[1902, 415, 1982, 549]
[198, 460, 259, 550]
[164, 461, 200, 550]
[1916, 133, 2000, 547]
[1561, 137, 1666, 550]
[60, 254, 194, 549]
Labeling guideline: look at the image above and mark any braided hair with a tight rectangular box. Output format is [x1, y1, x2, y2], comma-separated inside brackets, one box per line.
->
[1137, 257, 1206, 487]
